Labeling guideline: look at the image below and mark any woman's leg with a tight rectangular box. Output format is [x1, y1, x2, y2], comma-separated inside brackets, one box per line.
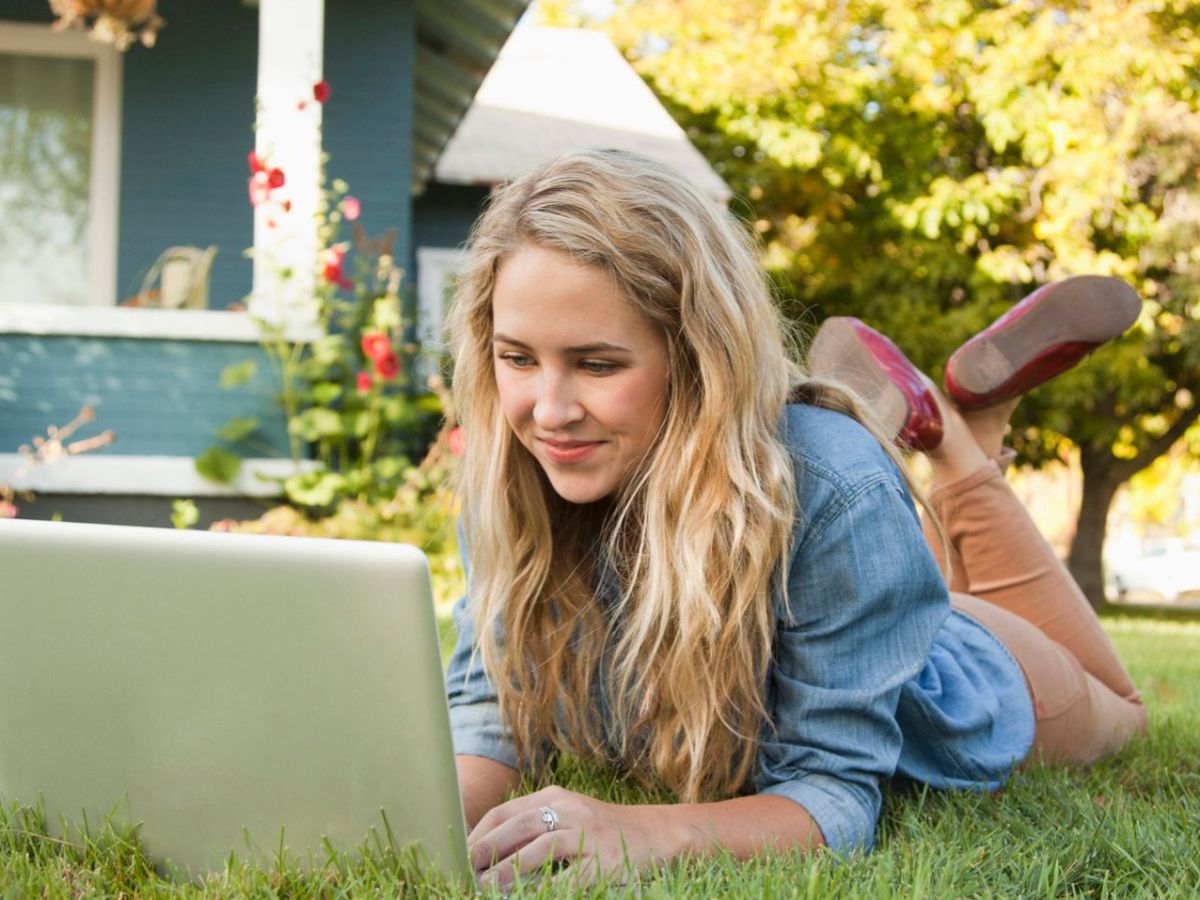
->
[804, 292, 1147, 762]
[922, 395, 1146, 761]
[949, 591, 1146, 765]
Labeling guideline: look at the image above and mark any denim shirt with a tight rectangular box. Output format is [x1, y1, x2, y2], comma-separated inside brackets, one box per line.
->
[444, 403, 1034, 855]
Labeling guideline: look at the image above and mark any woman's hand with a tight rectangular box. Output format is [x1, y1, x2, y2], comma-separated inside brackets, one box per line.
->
[468, 785, 685, 889]
[468, 786, 824, 889]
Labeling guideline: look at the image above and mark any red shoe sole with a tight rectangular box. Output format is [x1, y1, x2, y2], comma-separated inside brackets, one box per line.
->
[946, 276, 1141, 410]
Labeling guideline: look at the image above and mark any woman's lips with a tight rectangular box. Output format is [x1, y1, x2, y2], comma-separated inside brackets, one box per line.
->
[539, 439, 603, 464]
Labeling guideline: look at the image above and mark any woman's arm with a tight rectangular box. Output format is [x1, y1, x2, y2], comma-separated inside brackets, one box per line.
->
[469, 788, 823, 888]
[457, 754, 521, 830]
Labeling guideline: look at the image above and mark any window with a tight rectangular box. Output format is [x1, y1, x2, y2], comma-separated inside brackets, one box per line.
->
[0, 21, 121, 308]
[416, 246, 467, 379]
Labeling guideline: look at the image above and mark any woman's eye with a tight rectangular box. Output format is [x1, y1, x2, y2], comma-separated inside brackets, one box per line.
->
[500, 352, 533, 368]
[581, 360, 618, 375]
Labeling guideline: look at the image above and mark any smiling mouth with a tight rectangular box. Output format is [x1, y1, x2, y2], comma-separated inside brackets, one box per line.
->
[538, 439, 603, 463]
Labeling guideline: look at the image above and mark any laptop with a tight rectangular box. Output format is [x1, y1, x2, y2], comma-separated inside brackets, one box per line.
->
[0, 517, 471, 882]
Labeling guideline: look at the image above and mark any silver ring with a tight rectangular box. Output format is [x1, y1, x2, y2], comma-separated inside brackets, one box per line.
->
[538, 805, 559, 833]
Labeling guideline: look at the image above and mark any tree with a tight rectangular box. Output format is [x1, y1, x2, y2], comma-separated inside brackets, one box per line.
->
[604, 0, 1200, 605]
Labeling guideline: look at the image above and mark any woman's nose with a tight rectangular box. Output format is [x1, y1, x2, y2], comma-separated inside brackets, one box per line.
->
[532, 374, 585, 430]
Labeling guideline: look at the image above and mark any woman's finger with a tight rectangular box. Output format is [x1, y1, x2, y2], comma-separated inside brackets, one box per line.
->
[470, 801, 563, 873]
[468, 793, 523, 843]
[478, 830, 576, 890]
[467, 783, 571, 845]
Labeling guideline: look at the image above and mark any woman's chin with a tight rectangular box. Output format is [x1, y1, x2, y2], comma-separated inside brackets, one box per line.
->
[544, 471, 616, 506]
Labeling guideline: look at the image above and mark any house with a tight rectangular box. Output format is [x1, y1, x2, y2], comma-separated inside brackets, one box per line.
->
[0, 0, 528, 525]
[0, 5, 726, 528]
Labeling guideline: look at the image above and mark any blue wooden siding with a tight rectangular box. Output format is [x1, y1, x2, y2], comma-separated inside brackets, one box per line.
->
[0, 335, 289, 458]
[324, 0, 416, 274]
[116, 0, 259, 309]
[414, 182, 490, 253]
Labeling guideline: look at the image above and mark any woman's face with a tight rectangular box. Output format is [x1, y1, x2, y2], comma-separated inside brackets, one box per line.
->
[491, 245, 671, 505]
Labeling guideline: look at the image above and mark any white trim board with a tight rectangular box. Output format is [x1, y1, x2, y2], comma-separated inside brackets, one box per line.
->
[0, 303, 322, 342]
[0, 454, 319, 497]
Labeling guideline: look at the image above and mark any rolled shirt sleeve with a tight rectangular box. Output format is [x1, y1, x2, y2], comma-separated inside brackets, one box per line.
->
[755, 417, 949, 854]
[444, 594, 518, 768]
[443, 526, 519, 769]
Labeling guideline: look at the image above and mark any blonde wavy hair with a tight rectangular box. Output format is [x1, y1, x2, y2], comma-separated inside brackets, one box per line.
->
[448, 149, 916, 802]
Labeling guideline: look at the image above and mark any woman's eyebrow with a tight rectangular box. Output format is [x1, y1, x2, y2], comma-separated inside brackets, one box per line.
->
[492, 333, 632, 354]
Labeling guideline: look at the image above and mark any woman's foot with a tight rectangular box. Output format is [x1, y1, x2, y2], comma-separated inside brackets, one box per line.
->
[807, 317, 944, 451]
[927, 390, 1018, 485]
[945, 275, 1141, 410]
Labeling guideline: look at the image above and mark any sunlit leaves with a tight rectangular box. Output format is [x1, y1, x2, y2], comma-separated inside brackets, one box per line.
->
[606, 0, 1200, 461]
[195, 446, 242, 484]
[215, 416, 260, 443]
[219, 360, 257, 389]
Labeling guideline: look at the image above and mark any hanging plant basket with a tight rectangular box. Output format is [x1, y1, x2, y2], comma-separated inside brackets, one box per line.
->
[48, 0, 164, 51]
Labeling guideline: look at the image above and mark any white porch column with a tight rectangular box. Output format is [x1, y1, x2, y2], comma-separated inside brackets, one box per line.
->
[251, 0, 325, 327]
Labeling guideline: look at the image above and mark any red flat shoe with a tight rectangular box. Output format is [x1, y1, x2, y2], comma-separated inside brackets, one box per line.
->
[807, 317, 943, 452]
[945, 276, 1142, 411]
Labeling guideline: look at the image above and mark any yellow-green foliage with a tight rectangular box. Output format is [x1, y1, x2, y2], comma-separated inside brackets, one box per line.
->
[604, 0, 1199, 468]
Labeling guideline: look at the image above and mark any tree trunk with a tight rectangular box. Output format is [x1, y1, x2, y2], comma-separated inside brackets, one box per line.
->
[1067, 448, 1123, 609]
[1066, 406, 1200, 609]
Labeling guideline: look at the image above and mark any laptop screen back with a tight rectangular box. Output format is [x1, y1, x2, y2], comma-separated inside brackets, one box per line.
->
[0, 518, 470, 881]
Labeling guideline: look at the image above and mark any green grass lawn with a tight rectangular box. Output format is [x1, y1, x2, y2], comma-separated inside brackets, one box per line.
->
[3, 613, 1197, 898]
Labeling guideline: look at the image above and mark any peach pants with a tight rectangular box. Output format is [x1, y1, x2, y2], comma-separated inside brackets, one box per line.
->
[923, 457, 1146, 765]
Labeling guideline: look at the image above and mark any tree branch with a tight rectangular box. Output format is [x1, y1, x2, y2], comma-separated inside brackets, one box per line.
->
[1110, 404, 1200, 483]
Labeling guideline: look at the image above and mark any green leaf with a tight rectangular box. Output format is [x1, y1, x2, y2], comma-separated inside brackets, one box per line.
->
[349, 409, 375, 438]
[220, 360, 257, 389]
[311, 334, 347, 366]
[308, 383, 343, 406]
[415, 393, 446, 414]
[195, 447, 242, 484]
[170, 498, 200, 530]
[284, 471, 345, 508]
[382, 396, 416, 424]
[215, 416, 260, 442]
[288, 407, 344, 441]
[373, 455, 408, 479]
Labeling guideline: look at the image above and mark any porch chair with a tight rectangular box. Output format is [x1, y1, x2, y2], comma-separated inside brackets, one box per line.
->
[135, 245, 217, 309]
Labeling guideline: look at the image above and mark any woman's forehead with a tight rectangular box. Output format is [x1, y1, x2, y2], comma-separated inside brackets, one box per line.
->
[491, 246, 656, 347]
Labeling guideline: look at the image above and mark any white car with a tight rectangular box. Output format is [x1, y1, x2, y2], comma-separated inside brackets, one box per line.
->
[1106, 538, 1200, 603]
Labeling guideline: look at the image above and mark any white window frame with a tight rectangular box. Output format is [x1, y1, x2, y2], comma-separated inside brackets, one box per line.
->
[416, 246, 468, 354]
[0, 21, 122, 310]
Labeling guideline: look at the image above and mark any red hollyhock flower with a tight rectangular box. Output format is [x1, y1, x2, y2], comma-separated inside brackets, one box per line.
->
[373, 351, 399, 380]
[447, 426, 465, 457]
[356, 371, 372, 394]
[247, 151, 285, 207]
[321, 245, 348, 285]
[360, 332, 391, 362]
[249, 172, 274, 206]
[313, 80, 330, 103]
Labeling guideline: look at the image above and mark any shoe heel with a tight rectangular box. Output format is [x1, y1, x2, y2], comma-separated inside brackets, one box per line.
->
[808, 317, 943, 451]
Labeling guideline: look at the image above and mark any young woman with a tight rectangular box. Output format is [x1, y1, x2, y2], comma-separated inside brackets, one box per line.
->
[443, 148, 1146, 887]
